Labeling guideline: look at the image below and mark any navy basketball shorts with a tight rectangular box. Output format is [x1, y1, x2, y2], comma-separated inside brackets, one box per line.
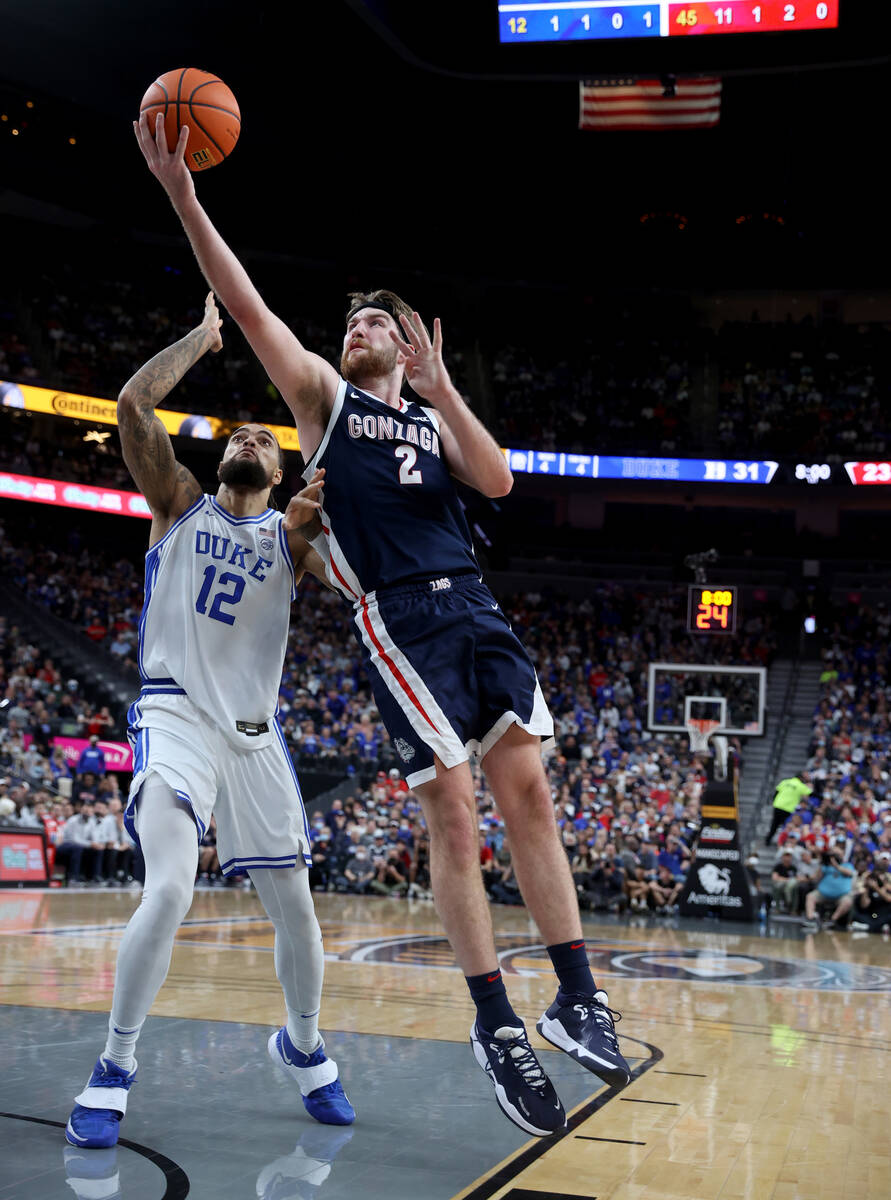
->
[352, 573, 554, 788]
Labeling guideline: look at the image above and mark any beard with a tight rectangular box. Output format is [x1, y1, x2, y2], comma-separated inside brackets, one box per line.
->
[340, 341, 399, 385]
[217, 456, 271, 491]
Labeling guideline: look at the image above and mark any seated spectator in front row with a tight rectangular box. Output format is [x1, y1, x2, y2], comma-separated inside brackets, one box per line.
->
[771, 850, 800, 913]
[802, 839, 856, 930]
[489, 845, 523, 906]
[371, 846, 409, 897]
[851, 853, 891, 933]
[342, 846, 375, 895]
[795, 846, 820, 912]
[648, 862, 683, 913]
[54, 802, 98, 884]
[308, 828, 332, 892]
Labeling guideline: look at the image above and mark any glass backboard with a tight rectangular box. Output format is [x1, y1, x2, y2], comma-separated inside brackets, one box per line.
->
[647, 662, 766, 736]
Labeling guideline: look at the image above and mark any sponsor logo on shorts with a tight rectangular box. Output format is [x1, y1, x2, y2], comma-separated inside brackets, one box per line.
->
[395, 737, 416, 763]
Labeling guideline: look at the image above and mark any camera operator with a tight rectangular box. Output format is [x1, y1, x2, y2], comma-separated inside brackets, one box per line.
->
[801, 837, 855, 930]
[850, 852, 891, 932]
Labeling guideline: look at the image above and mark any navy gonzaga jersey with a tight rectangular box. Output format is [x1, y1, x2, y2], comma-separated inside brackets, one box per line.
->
[302, 378, 479, 597]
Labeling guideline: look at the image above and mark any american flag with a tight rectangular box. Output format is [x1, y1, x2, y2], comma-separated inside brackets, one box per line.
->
[579, 77, 722, 132]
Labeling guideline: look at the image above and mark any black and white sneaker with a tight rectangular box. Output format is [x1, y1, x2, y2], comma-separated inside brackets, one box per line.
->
[537, 989, 631, 1090]
[470, 1022, 566, 1137]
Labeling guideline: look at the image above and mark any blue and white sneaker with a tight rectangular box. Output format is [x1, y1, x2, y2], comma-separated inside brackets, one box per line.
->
[470, 1021, 566, 1138]
[65, 1056, 137, 1149]
[268, 1028, 356, 1125]
[537, 989, 631, 1089]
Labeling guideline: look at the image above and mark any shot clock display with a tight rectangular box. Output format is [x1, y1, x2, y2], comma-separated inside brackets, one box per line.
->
[687, 585, 738, 634]
[498, 1, 839, 43]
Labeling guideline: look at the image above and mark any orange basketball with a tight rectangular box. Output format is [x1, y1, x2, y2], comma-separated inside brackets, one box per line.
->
[139, 68, 240, 172]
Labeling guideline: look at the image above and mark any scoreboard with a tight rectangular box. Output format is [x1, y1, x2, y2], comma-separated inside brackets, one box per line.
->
[498, 1, 839, 43]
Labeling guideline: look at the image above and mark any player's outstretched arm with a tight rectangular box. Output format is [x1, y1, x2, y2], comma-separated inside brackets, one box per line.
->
[390, 312, 513, 498]
[117, 292, 220, 539]
[282, 469, 334, 590]
[133, 113, 339, 456]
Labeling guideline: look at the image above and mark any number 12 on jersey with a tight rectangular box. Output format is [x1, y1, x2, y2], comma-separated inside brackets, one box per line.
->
[196, 566, 245, 625]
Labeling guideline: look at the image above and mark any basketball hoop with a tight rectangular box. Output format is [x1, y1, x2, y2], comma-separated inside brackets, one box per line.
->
[686, 718, 730, 780]
[686, 717, 721, 754]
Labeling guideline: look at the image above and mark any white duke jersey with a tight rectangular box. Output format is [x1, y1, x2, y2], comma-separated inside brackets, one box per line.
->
[136, 494, 297, 751]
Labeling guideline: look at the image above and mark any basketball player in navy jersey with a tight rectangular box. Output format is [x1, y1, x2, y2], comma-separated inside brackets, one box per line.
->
[136, 114, 631, 1138]
[66, 292, 354, 1151]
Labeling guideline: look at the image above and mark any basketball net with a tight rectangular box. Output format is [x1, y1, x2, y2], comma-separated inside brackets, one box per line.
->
[686, 718, 729, 780]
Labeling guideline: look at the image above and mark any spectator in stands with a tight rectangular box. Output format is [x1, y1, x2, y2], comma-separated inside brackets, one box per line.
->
[489, 845, 522, 906]
[408, 830, 431, 898]
[795, 847, 820, 913]
[850, 854, 891, 932]
[197, 818, 219, 887]
[309, 828, 333, 892]
[87, 797, 114, 883]
[648, 863, 683, 914]
[49, 746, 73, 788]
[371, 845, 409, 897]
[73, 771, 99, 807]
[765, 771, 813, 845]
[801, 838, 856, 929]
[771, 850, 800, 913]
[105, 798, 137, 885]
[479, 829, 496, 895]
[76, 735, 106, 777]
[55, 800, 99, 885]
[85, 706, 115, 738]
[342, 845, 375, 894]
[658, 833, 691, 881]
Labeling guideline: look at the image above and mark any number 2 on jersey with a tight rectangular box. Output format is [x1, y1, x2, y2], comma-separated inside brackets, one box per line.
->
[395, 444, 423, 485]
[195, 566, 245, 625]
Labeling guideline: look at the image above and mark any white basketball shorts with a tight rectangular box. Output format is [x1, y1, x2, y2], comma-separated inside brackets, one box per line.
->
[124, 693, 311, 875]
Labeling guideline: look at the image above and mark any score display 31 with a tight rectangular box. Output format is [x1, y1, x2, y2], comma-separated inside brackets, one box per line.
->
[498, 1, 839, 43]
[687, 585, 738, 634]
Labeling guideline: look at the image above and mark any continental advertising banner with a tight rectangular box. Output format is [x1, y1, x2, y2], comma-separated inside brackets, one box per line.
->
[0, 381, 303, 452]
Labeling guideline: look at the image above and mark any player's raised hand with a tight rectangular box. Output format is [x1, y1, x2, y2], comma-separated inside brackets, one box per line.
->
[133, 112, 196, 209]
[199, 291, 223, 353]
[284, 468, 325, 539]
[390, 312, 451, 404]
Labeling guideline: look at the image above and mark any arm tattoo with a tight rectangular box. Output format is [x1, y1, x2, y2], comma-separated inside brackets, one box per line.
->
[118, 327, 212, 511]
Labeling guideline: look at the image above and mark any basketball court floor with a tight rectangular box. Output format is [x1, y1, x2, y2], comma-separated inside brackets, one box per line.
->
[1, 887, 889, 1199]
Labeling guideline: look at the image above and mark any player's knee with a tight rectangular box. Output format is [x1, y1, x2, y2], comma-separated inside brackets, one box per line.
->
[505, 779, 557, 834]
[150, 875, 194, 923]
[431, 810, 478, 866]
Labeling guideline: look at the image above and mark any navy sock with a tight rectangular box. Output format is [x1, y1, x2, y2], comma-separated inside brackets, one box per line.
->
[466, 968, 520, 1033]
[547, 939, 597, 1002]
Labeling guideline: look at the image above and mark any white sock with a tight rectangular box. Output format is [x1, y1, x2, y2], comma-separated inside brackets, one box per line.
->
[103, 1016, 144, 1070]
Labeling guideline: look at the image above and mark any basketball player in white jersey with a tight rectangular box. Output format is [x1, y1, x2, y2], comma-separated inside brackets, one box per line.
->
[136, 116, 631, 1138]
[66, 293, 355, 1150]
